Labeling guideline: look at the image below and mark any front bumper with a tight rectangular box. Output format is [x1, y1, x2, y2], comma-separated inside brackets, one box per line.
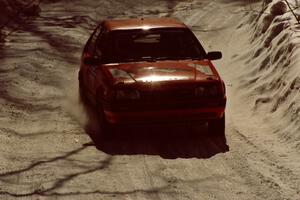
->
[103, 107, 225, 124]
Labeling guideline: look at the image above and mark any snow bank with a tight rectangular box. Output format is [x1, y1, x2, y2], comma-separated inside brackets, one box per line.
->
[1, 0, 41, 23]
[0, 0, 40, 40]
[237, 0, 300, 147]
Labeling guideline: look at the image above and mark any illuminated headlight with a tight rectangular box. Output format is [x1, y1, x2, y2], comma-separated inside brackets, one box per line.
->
[115, 90, 140, 100]
[195, 85, 219, 97]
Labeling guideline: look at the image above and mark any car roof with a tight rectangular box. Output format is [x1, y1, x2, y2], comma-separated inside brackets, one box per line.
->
[102, 18, 188, 31]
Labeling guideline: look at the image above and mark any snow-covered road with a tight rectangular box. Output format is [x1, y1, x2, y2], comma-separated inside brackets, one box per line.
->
[1, 0, 300, 199]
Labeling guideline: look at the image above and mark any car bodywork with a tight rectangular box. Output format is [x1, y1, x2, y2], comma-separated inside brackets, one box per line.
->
[79, 18, 226, 135]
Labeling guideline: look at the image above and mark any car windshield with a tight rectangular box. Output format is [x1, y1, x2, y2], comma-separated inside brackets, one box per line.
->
[98, 28, 206, 63]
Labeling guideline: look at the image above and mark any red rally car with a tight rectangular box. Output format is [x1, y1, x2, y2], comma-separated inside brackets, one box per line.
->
[79, 17, 226, 136]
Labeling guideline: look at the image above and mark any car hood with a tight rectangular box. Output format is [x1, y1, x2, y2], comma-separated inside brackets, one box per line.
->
[104, 60, 219, 85]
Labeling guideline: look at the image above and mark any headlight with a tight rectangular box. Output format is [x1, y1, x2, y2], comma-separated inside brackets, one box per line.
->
[115, 90, 140, 100]
[195, 85, 219, 97]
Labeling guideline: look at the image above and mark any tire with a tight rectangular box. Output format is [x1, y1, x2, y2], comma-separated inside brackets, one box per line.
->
[94, 92, 114, 145]
[208, 114, 225, 137]
[88, 103, 113, 148]
[98, 107, 111, 135]
[78, 71, 87, 103]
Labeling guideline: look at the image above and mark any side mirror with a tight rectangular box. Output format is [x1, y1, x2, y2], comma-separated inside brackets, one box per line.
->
[83, 57, 102, 65]
[207, 51, 222, 60]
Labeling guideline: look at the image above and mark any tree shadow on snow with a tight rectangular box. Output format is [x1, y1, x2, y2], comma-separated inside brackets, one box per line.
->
[0, 147, 114, 198]
[81, 97, 229, 159]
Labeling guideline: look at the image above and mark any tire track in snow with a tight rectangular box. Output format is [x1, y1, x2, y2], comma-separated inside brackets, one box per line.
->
[142, 156, 163, 200]
[227, 123, 300, 200]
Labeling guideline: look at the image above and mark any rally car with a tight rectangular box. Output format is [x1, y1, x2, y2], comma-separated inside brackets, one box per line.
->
[79, 17, 226, 137]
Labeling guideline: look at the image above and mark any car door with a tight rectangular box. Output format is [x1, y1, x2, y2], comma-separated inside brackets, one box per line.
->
[87, 27, 109, 100]
[83, 26, 102, 100]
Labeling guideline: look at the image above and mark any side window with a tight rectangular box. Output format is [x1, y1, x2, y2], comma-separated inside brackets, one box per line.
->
[94, 31, 108, 59]
[84, 25, 102, 56]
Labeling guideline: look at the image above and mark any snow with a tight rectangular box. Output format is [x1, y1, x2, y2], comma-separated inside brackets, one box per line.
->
[0, 0, 40, 23]
[0, 0, 41, 41]
[230, 0, 300, 148]
[0, 0, 300, 199]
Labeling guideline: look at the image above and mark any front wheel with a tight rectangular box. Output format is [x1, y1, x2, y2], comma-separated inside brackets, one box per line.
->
[208, 114, 225, 137]
[90, 108, 111, 148]
[78, 71, 87, 104]
[98, 108, 111, 136]
[94, 100, 115, 145]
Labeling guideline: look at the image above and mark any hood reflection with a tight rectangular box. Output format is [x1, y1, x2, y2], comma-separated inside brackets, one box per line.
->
[137, 75, 189, 82]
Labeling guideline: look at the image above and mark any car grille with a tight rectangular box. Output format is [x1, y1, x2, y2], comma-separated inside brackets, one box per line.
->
[140, 88, 195, 100]
[105, 85, 225, 112]
[107, 98, 225, 112]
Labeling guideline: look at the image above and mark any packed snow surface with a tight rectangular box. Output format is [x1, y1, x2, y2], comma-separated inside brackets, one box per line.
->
[0, 0, 300, 199]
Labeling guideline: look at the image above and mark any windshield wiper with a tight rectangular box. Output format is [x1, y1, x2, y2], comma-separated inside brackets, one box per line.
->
[140, 56, 158, 62]
[159, 56, 202, 61]
[117, 56, 203, 63]
[185, 56, 203, 60]
[117, 57, 158, 63]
